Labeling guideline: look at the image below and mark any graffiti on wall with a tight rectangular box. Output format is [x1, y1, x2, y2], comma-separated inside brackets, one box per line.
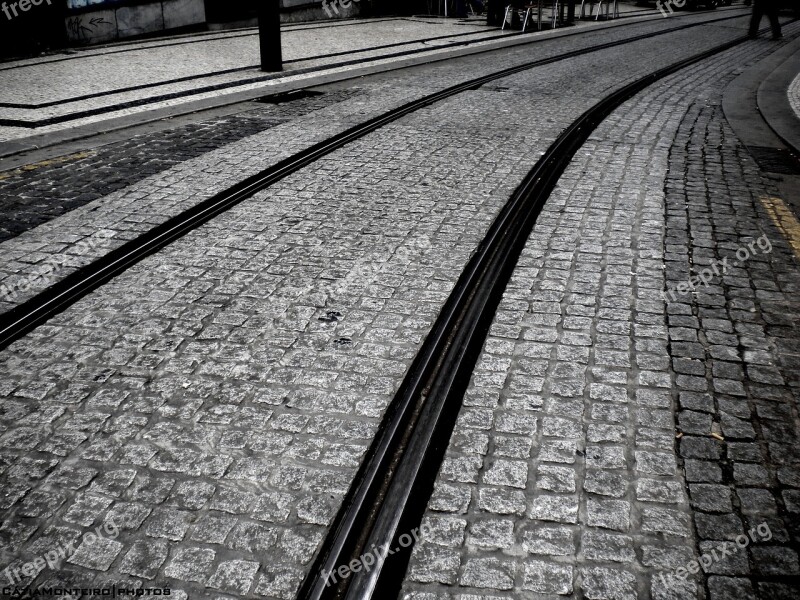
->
[66, 14, 112, 41]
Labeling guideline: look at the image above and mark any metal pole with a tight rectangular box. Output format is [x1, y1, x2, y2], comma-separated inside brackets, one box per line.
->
[258, 0, 283, 72]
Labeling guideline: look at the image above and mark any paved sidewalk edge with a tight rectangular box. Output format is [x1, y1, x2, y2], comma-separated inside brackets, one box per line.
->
[722, 35, 800, 148]
[0, 18, 399, 69]
[722, 33, 800, 216]
[757, 40, 800, 155]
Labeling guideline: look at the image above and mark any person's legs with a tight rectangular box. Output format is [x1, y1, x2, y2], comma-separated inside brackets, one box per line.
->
[766, 0, 781, 38]
[749, 0, 764, 37]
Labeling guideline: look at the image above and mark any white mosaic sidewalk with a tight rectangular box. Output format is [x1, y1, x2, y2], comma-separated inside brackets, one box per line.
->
[789, 71, 800, 121]
[0, 3, 724, 144]
[0, 19, 513, 128]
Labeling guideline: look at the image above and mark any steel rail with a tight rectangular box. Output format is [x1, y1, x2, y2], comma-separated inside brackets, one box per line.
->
[0, 13, 752, 352]
[297, 27, 782, 600]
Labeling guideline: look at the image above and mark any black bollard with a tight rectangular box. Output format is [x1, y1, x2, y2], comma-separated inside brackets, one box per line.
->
[258, 0, 283, 72]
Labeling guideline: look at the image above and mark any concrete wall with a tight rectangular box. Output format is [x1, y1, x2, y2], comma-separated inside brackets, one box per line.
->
[65, 0, 206, 44]
[206, 1, 365, 28]
[63, 0, 365, 46]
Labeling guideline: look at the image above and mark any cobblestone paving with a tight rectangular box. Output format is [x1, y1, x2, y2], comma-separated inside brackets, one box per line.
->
[0, 18, 404, 71]
[0, 9, 756, 144]
[0, 88, 551, 600]
[0, 12, 753, 316]
[0, 5, 703, 138]
[0, 17, 776, 600]
[400, 29, 800, 600]
[665, 102, 800, 599]
[0, 89, 359, 243]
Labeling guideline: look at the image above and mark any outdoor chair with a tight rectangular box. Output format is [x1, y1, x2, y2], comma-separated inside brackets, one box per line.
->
[579, 0, 619, 20]
[502, 1, 560, 31]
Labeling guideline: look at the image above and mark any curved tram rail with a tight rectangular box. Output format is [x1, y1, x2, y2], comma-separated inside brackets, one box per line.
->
[0, 10, 782, 600]
[0, 11, 749, 353]
[297, 27, 789, 600]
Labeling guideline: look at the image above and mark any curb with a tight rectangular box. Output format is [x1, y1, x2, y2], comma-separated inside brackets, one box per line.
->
[758, 39, 800, 155]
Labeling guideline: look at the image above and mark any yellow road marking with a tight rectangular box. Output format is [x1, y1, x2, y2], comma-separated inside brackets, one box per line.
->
[759, 195, 800, 260]
[0, 151, 95, 181]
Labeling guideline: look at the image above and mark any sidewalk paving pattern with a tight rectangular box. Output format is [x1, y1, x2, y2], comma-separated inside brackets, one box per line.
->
[0, 19, 507, 103]
[0, 2, 712, 142]
[0, 18, 516, 140]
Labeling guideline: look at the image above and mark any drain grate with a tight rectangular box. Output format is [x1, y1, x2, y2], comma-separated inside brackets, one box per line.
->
[747, 146, 800, 175]
[257, 89, 325, 104]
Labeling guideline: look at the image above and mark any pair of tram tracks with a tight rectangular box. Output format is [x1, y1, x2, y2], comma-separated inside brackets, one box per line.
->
[299, 28, 784, 600]
[0, 12, 748, 353]
[0, 10, 784, 600]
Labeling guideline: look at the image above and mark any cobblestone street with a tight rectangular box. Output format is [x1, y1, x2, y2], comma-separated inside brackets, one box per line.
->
[0, 9, 739, 314]
[402, 26, 800, 600]
[0, 3, 798, 600]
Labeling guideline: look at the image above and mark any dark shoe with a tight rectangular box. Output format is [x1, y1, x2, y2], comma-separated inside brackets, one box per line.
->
[772, 34, 783, 40]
